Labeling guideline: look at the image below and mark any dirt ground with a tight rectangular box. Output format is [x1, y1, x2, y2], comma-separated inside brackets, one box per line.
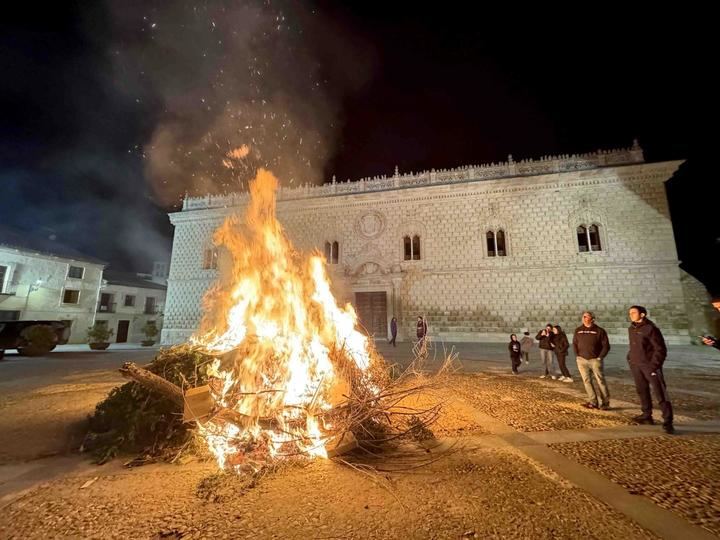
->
[1, 364, 718, 538]
[0, 371, 120, 464]
[0, 445, 660, 540]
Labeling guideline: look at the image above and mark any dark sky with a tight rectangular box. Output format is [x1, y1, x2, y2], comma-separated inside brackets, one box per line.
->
[1, 3, 717, 292]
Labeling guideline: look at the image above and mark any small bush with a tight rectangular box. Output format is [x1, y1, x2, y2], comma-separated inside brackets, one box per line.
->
[87, 323, 114, 343]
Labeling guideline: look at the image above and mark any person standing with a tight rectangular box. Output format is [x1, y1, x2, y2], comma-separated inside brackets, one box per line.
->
[627, 305, 674, 434]
[520, 330, 534, 364]
[552, 325, 572, 382]
[700, 295, 720, 350]
[389, 317, 398, 347]
[508, 333, 522, 374]
[416, 315, 429, 356]
[416, 315, 428, 343]
[536, 324, 556, 379]
[572, 311, 611, 409]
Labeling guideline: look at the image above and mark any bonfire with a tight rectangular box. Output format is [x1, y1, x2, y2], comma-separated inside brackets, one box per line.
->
[111, 167, 447, 474]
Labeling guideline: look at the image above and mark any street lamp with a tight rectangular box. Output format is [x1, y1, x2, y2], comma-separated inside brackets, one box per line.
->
[23, 279, 45, 317]
[29, 279, 44, 293]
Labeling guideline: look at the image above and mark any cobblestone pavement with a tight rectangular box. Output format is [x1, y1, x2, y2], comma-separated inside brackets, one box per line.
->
[452, 373, 635, 432]
[606, 380, 720, 421]
[377, 340, 720, 423]
[550, 435, 720, 537]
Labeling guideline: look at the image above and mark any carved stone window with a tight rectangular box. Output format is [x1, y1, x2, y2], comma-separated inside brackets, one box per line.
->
[202, 247, 219, 269]
[324, 241, 339, 264]
[403, 235, 421, 260]
[486, 229, 507, 257]
[577, 224, 602, 252]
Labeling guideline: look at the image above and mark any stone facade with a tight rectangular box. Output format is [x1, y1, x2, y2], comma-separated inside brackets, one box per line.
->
[0, 247, 105, 343]
[162, 143, 700, 345]
[96, 280, 166, 344]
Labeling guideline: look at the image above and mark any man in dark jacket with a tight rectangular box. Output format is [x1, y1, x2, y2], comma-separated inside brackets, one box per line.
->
[627, 305, 674, 433]
[389, 317, 398, 347]
[536, 324, 557, 379]
[552, 325, 572, 382]
[416, 316, 427, 341]
[572, 311, 611, 409]
[416, 315, 428, 355]
[700, 296, 720, 350]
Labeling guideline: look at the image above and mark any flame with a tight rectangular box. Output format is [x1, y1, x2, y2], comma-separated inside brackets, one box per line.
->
[191, 168, 372, 471]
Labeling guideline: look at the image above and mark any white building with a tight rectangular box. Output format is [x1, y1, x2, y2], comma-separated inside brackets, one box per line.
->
[162, 142, 713, 346]
[0, 226, 105, 343]
[97, 270, 166, 343]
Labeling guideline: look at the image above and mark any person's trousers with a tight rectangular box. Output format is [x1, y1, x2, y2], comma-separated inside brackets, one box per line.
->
[540, 349, 555, 375]
[556, 353, 571, 377]
[511, 354, 522, 373]
[389, 334, 397, 346]
[522, 352, 530, 363]
[576, 356, 610, 406]
[630, 363, 673, 426]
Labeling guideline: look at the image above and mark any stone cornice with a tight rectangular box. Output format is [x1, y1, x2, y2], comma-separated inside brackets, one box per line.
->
[183, 141, 652, 212]
[170, 160, 682, 224]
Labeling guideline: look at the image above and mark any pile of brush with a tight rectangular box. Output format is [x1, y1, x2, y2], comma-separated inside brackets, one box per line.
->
[84, 339, 453, 471]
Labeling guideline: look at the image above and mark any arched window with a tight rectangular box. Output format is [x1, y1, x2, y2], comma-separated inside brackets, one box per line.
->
[496, 229, 506, 257]
[486, 231, 496, 257]
[202, 247, 218, 269]
[486, 229, 508, 257]
[324, 241, 339, 264]
[577, 226, 589, 252]
[588, 224, 602, 251]
[577, 224, 602, 252]
[403, 235, 421, 260]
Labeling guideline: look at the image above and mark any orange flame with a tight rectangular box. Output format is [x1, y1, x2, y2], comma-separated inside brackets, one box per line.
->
[191, 168, 371, 471]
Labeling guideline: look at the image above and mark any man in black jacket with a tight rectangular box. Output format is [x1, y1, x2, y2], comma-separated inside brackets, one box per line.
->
[572, 311, 611, 409]
[700, 296, 720, 350]
[627, 305, 674, 434]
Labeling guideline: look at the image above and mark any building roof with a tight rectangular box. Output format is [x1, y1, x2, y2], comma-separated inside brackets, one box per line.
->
[103, 270, 167, 291]
[181, 141, 650, 212]
[0, 225, 106, 265]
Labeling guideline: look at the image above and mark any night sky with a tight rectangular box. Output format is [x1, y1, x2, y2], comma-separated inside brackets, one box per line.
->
[1, 3, 716, 292]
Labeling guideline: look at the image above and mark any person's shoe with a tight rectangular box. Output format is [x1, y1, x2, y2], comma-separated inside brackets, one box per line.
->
[582, 402, 598, 409]
[550, 375, 557, 380]
[632, 415, 655, 425]
[539, 375, 546, 379]
[599, 403, 610, 410]
[663, 424, 676, 435]
[563, 377, 573, 383]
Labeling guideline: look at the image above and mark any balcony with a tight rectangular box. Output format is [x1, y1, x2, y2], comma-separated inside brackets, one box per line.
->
[97, 302, 117, 313]
[143, 306, 159, 315]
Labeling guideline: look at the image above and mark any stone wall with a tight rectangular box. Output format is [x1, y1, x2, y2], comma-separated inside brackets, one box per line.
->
[162, 157, 692, 345]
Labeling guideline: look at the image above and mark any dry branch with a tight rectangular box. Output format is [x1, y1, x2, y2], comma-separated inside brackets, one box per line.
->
[119, 362, 185, 407]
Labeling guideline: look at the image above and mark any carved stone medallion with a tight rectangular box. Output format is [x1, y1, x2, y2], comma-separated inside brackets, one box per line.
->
[355, 210, 385, 239]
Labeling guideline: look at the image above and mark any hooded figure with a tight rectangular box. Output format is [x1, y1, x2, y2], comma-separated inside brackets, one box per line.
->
[552, 325, 572, 381]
